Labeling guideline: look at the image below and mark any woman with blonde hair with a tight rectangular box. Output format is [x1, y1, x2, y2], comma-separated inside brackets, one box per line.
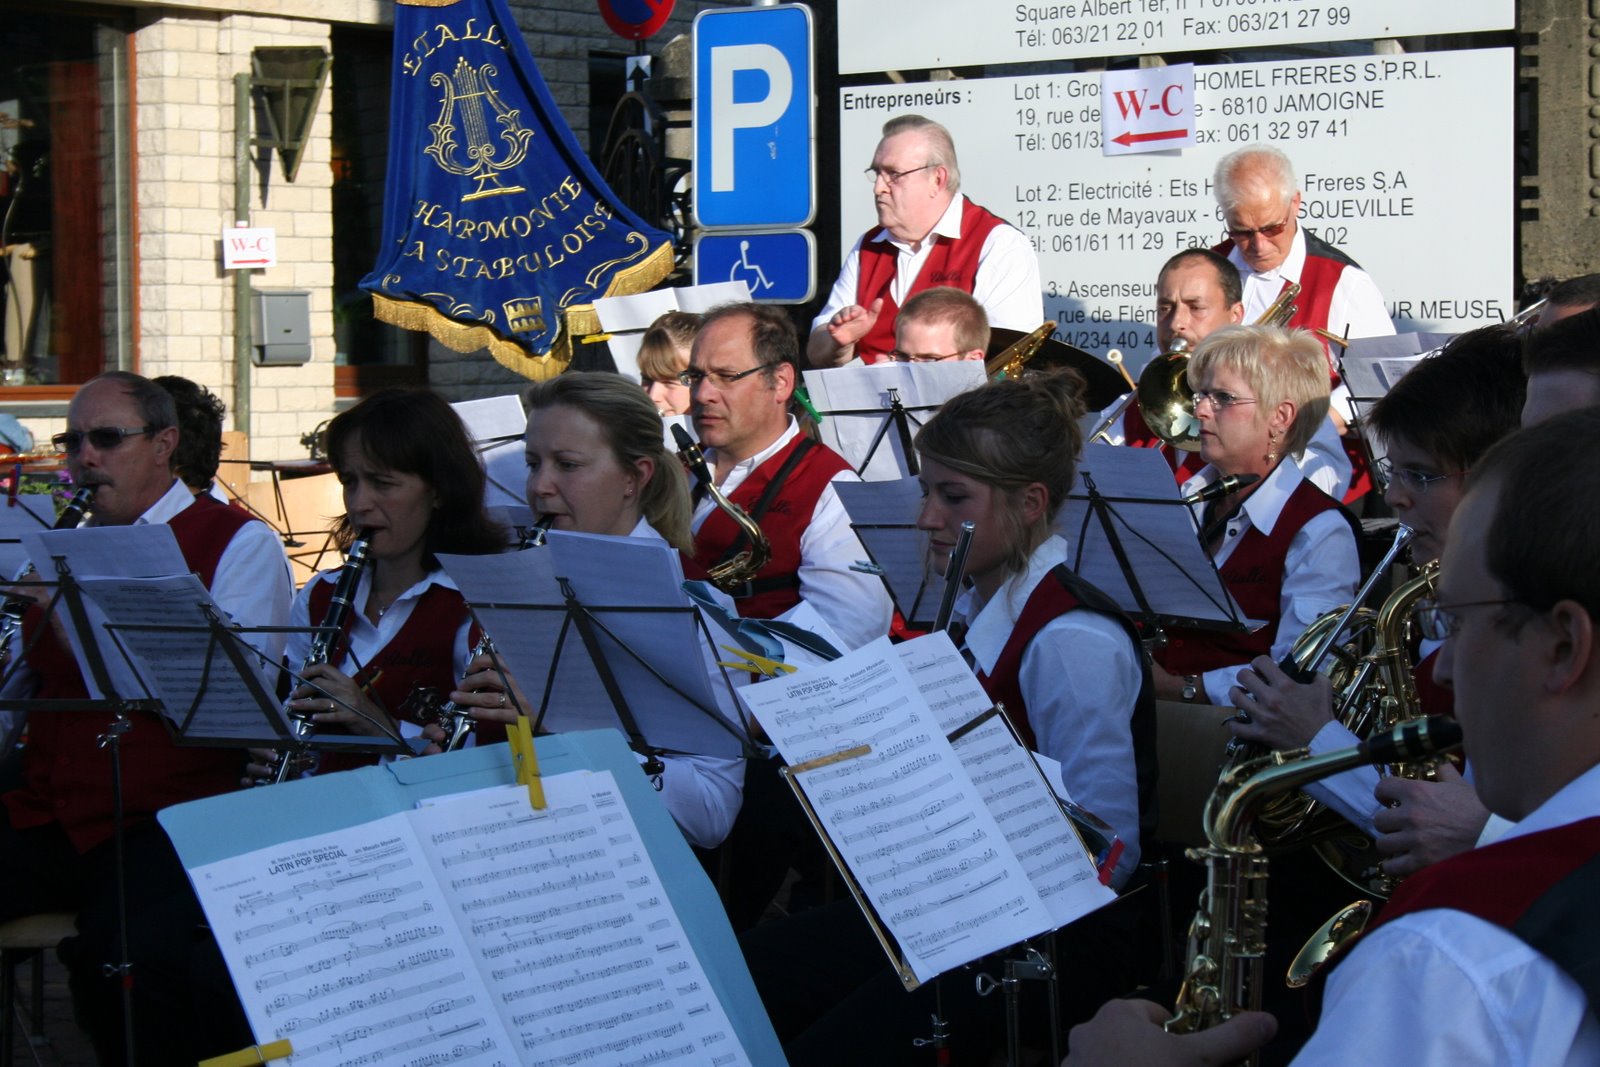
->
[1150, 323, 1359, 704]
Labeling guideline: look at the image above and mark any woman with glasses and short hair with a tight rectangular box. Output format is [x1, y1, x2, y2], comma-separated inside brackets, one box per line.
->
[1149, 323, 1360, 706]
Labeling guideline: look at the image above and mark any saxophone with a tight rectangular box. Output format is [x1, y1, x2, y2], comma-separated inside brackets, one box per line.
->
[671, 425, 770, 594]
[1306, 560, 1441, 895]
[1166, 717, 1463, 1050]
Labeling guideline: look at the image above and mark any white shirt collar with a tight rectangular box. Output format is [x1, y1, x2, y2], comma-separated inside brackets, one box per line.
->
[702, 415, 801, 483]
[955, 534, 1070, 674]
[135, 478, 199, 526]
[870, 194, 965, 253]
[1179, 459, 1303, 538]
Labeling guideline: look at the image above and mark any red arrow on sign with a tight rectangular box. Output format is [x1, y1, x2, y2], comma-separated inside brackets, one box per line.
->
[1112, 128, 1189, 147]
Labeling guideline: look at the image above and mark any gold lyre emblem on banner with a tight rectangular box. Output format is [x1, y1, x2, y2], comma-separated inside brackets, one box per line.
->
[425, 56, 535, 202]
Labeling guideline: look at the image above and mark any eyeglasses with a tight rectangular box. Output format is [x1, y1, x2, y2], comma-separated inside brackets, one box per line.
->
[52, 425, 156, 454]
[1191, 390, 1259, 411]
[864, 164, 932, 186]
[1413, 597, 1524, 641]
[889, 349, 965, 363]
[678, 362, 778, 389]
[1375, 457, 1467, 494]
[1223, 216, 1292, 242]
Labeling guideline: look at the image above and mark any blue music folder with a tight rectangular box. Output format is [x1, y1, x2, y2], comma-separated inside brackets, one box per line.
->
[160, 729, 786, 1066]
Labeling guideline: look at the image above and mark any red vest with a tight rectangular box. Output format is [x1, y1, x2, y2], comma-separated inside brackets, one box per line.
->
[1155, 477, 1349, 677]
[1364, 814, 1600, 1004]
[5, 494, 258, 853]
[682, 434, 850, 620]
[1120, 401, 1206, 484]
[972, 564, 1159, 849]
[305, 578, 494, 772]
[853, 197, 1008, 363]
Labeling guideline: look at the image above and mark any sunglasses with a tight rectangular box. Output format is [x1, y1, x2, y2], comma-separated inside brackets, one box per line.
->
[1223, 216, 1291, 241]
[52, 425, 156, 455]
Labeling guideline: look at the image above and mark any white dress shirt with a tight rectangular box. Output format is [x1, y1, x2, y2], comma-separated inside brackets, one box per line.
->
[1179, 461, 1359, 704]
[954, 535, 1144, 886]
[813, 195, 1044, 336]
[1294, 762, 1600, 1066]
[693, 417, 893, 652]
[1228, 227, 1395, 423]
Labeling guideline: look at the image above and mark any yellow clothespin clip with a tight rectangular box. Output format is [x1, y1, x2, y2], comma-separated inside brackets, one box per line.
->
[506, 714, 546, 810]
[200, 1038, 294, 1067]
[716, 644, 797, 679]
[580, 332, 612, 344]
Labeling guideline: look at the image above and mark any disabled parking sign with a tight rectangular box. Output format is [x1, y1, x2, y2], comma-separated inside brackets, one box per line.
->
[693, 231, 815, 304]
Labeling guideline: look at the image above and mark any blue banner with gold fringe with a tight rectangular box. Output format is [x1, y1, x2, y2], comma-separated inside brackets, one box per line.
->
[361, 0, 674, 379]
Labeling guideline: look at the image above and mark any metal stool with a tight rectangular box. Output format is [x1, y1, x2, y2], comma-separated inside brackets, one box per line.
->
[0, 912, 76, 1067]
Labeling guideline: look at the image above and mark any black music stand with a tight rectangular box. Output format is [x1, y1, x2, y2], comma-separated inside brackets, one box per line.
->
[804, 362, 987, 481]
[1060, 444, 1256, 643]
[834, 477, 941, 629]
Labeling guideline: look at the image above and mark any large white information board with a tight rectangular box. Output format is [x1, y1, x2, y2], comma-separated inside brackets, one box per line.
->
[836, 48, 1513, 365]
[838, 0, 1512, 76]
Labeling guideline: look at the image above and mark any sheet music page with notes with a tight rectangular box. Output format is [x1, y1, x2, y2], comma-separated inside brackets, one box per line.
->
[738, 636, 1049, 985]
[896, 632, 1115, 930]
[192, 770, 752, 1067]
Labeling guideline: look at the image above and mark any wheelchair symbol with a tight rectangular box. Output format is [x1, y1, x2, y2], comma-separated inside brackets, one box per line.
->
[729, 240, 773, 293]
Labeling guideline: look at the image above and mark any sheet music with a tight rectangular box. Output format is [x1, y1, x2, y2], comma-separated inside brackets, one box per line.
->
[894, 633, 1114, 930]
[833, 477, 938, 626]
[0, 495, 58, 577]
[803, 362, 985, 480]
[20, 525, 208, 700]
[440, 536, 747, 759]
[739, 637, 1048, 985]
[78, 574, 289, 743]
[1058, 444, 1250, 627]
[453, 396, 529, 509]
[593, 281, 751, 382]
[192, 771, 753, 1067]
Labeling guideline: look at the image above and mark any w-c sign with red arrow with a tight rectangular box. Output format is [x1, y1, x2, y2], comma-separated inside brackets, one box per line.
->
[1100, 63, 1195, 157]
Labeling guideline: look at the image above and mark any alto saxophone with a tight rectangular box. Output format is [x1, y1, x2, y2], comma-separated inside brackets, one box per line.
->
[672, 425, 770, 594]
[1167, 717, 1463, 1052]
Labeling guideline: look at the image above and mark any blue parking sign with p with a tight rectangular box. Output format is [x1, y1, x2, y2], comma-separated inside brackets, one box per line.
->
[693, 5, 814, 229]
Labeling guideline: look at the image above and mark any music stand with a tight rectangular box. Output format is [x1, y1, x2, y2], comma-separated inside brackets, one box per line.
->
[834, 477, 941, 629]
[438, 532, 758, 765]
[1337, 332, 1454, 485]
[803, 362, 986, 480]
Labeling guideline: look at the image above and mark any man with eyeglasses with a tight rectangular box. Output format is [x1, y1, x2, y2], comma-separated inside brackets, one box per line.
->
[0, 371, 291, 1064]
[1225, 326, 1525, 877]
[1062, 407, 1600, 1067]
[681, 302, 891, 652]
[888, 286, 990, 364]
[1212, 145, 1394, 503]
[807, 114, 1041, 368]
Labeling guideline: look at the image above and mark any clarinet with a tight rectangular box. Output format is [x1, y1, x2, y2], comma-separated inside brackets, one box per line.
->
[433, 514, 553, 752]
[0, 486, 96, 665]
[269, 532, 373, 784]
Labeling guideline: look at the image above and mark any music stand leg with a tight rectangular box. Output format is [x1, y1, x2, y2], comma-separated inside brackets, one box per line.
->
[911, 977, 951, 1064]
[96, 712, 136, 1067]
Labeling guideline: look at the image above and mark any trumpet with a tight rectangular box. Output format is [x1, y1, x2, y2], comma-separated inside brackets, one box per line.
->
[0, 487, 96, 666]
[269, 532, 373, 784]
[672, 424, 770, 594]
[1131, 282, 1303, 453]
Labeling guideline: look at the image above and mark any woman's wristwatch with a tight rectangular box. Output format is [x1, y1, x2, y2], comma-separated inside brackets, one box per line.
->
[1180, 675, 1201, 703]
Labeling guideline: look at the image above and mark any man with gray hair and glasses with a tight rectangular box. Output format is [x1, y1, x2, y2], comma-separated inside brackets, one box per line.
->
[808, 114, 1041, 367]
